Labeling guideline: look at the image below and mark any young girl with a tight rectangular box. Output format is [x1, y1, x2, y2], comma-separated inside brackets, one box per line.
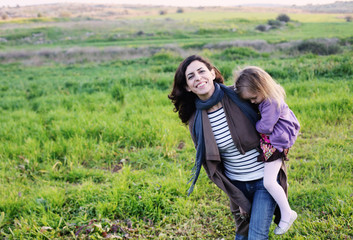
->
[234, 66, 300, 235]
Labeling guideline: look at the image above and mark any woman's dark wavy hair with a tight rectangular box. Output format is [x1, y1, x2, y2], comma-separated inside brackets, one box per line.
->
[168, 55, 224, 124]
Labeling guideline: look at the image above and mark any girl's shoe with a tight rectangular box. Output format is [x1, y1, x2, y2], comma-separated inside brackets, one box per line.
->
[274, 210, 297, 235]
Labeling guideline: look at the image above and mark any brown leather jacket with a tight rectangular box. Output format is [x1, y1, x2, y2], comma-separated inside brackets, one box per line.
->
[188, 89, 287, 236]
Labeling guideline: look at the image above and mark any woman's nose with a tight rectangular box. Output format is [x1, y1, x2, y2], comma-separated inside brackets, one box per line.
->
[194, 73, 201, 80]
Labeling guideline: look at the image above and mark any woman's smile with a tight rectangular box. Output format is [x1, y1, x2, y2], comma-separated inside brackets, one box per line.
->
[196, 81, 207, 88]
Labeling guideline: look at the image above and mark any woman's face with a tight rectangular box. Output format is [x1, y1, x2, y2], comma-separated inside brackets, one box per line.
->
[184, 60, 216, 101]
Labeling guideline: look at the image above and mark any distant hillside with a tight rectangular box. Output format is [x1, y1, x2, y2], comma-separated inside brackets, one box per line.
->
[294, 1, 353, 13]
[1, 2, 352, 21]
[0, 3, 304, 21]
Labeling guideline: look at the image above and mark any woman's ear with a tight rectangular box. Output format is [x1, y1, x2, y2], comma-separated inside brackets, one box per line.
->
[211, 69, 216, 80]
[185, 85, 191, 92]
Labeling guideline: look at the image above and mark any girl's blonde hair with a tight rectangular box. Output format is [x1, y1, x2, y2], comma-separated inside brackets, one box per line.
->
[234, 66, 286, 107]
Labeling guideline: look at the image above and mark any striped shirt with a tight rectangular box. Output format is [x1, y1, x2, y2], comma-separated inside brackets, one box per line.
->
[207, 107, 264, 181]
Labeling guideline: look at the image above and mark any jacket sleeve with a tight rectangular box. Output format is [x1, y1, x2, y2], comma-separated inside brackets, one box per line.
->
[230, 201, 250, 236]
[205, 164, 251, 235]
[188, 112, 197, 148]
[256, 100, 281, 134]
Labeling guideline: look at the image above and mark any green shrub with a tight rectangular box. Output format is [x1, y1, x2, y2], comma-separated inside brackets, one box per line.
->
[111, 84, 124, 102]
[255, 24, 268, 32]
[295, 41, 341, 55]
[25, 83, 45, 100]
[151, 50, 182, 63]
[1, 13, 8, 20]
[0, 97, 27, 110]
[197, 28, 229, 35]
[182, 42, 206, 49]
[267, 19, 283, 29]
[344, 15, 352, 22]
[277, 14, 290, 22]
[215, 47, 260, 61]
[339, 36, 353, 45]
[177, 8, 184, 13]
[217, 64, 234, 81]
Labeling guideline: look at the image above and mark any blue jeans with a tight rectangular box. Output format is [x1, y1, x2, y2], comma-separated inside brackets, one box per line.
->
[232, 178, 276, 240]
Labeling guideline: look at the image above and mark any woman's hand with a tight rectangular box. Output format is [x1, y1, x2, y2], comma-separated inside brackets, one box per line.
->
[239, 206, 249, 220]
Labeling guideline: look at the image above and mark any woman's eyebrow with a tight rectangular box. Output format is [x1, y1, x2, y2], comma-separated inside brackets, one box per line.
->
[187, 67, 204, 77]
[187, 72, 194, 77]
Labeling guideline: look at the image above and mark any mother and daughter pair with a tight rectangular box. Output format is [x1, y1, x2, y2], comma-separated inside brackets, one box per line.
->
[169, 55, 300, 239]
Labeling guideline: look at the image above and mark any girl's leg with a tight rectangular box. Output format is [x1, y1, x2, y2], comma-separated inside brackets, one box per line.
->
[263, 159, 291, 228]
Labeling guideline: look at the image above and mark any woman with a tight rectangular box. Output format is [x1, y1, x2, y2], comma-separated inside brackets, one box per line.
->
[168, 55, 288, 239]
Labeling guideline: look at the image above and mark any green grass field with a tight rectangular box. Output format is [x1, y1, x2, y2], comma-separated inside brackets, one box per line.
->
[0, 5, 352, 239]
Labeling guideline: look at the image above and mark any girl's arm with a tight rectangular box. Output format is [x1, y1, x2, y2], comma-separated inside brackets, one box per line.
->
[256, 100, 281, 135]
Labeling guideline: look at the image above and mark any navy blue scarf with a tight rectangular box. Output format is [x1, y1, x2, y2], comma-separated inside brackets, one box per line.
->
[188, 82, 259, 196]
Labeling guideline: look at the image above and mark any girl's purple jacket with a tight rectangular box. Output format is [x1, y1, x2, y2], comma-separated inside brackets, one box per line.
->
[256, 99, 300, 152]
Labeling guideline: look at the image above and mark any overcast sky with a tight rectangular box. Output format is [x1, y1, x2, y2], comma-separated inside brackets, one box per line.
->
[0, 0, 344, 7]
